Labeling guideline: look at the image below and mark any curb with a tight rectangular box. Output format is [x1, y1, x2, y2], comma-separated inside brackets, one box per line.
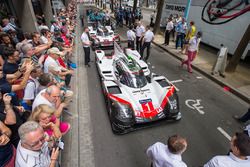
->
[141, 7, 156, 12]
[153, 42, 250, 104]
[95, 6, 250, 104]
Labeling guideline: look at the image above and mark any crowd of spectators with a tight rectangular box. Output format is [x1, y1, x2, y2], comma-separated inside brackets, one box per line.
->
[0, 0, 77, 166]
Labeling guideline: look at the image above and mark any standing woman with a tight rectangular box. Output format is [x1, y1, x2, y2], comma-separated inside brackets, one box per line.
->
[181, 31, 202, 73]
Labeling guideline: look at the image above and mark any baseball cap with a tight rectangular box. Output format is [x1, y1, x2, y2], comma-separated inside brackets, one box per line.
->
[48, 47, 63, 56]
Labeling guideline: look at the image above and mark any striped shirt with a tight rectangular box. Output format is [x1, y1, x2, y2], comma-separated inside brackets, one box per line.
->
[15, 142, 51, 167]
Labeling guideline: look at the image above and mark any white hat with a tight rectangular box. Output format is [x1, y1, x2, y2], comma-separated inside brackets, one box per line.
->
[48, 47, 63, 56]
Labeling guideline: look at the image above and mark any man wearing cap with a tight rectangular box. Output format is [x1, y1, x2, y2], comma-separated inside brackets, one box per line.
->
[81, 27, 91, 67]
[44, 47, 73, 77]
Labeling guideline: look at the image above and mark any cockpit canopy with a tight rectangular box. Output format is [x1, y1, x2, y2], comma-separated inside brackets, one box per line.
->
[97, 28, 113, 36]
[114, 57, 147, 88]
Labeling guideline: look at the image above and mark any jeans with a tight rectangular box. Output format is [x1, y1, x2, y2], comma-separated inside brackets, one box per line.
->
[181, 50, 197, 72]
[176, 33, 185, 49]
[136, 36, 142, 52]
[239, 108, 250, 122]
[140, 42, 151, 61]
[83, 47, 90, 65]
[128, 40, 135, 49]
[164, 30, 171, 45]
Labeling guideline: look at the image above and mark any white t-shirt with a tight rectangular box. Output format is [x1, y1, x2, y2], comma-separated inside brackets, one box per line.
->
[40, 35, 48, 44]
[81, 32, 90, 47]
[23, 77, 39, 101]
[44, 56, 61, 73]
[15, 142, 51, 167]
[32, 89, 54, 110]
[136, 25, 145, 37]
[144, 30, 154, 42]
[166, 21, 174, 31]
[204, 152, 250, 167]
[127, 30, 136, 41]
[188, 36, 201, 52]
[147, 142, 187, 167]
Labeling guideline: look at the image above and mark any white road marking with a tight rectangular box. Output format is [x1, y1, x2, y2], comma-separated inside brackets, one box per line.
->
[165, 78, 180, 92]
[217, 127, 232, 141]
[196, 76, 203, 79]
[152, 66, 155, 69]
[170, 79, 183, 83]
[174, 86, 180, 92]
[185, 99, 205, 114]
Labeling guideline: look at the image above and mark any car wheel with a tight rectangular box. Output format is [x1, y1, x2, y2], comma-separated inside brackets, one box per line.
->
[173, 112, 182, 121]
[111, 122, 126, 135]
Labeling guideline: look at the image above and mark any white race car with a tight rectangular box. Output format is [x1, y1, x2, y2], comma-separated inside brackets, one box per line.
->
[88, 23, 120, 50]
[95, 43, 181, 134]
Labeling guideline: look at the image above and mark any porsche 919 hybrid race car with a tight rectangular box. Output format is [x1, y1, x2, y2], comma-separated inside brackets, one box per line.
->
[88, 22, 120, 50]
[95, 43, 181, 134]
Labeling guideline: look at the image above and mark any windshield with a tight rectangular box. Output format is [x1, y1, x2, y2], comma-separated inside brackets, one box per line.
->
[120, 70, 147, 88]
[120, 57, 141, 72]
[97, 29, 110, 36]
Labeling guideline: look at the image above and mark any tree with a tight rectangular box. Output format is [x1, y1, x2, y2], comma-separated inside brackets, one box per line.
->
[153, 0, 164, 34]
[133, 0, 138, 13]
[226, 24, 250, 72]
[110, 0, 114, 12]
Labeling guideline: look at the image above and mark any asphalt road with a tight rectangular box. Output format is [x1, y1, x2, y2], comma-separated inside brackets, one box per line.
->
[74, 4, 249, 167]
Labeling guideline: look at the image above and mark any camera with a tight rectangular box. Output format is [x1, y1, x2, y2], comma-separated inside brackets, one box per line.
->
[53, 140, 64, 150]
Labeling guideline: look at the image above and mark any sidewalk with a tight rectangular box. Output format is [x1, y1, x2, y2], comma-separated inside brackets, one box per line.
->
[97, 6, 250, 104]
[152, 34, 250, 103]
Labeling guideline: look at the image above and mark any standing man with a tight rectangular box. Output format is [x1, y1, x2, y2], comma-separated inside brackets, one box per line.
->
[135, 21, 145, 52]
[147, 134, 188, 167]
[81, 27, 91, 67]
[150, 11, 156, 27]
[175, 18, 187, 50]
[204, 132, 250, 167]
[140, 25, 154, 61]
[127, 25, 136, 49]
[181, 31, 202, 73]
[163, 18, 174, 46]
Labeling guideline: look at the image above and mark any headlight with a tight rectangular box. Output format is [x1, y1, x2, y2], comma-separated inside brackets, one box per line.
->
[111, 100, 133, 119]
[164, 94, 179, 114]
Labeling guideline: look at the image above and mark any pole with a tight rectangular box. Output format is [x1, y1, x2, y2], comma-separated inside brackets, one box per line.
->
[184, 0, 192, 20]
[226, 24, 250, 72]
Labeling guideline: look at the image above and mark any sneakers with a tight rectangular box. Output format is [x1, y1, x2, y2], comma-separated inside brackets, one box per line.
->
[85, 63, 91, 67]
[233, 115, 244, 123]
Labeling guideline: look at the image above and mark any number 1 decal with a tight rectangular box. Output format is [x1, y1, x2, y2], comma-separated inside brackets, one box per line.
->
[141, 101, 154, 112]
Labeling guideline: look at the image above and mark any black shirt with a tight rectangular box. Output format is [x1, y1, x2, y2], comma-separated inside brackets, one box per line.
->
[0, 101, 23, 148]
[0, 140, 13, 166]
[3, 61, 19, 74]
